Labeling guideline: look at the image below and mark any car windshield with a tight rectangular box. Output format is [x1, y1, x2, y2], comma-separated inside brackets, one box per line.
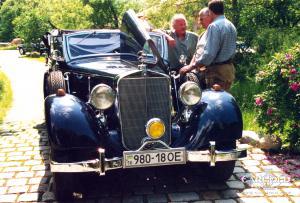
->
[67, 32, 123, 58]
[143, 35, 163, 57]
[66, 31, 163, 60]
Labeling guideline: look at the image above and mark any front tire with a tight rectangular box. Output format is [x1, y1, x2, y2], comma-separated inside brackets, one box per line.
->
[202, 161, 235, 182]
[44, 71, 66, 97]
[53, 173, 74, 201]
[191, 140, 236, 182]
[19, 48, 25, 55]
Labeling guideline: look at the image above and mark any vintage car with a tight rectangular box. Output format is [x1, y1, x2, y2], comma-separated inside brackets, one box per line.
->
[17, 41, 46, 55]
[43, 10, 247, 200]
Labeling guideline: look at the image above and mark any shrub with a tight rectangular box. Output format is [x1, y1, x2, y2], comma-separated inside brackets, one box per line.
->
[254, 44, 300, 152]
[0, 70, 13, 123]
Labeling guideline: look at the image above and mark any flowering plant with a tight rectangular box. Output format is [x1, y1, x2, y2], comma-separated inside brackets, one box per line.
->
[254, 44, 300, 152]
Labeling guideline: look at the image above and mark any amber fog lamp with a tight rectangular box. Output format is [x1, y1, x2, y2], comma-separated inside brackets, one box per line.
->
[56, 89, 66, 96]
[179, 81, 202, 106]
[89, 84, 115, 110]
[146, 118, 165, 139]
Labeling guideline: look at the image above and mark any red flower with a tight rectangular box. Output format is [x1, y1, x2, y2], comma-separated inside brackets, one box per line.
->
[285, 53, 293, 61]
[290, 68, 297, 74]
[255, 97, 263, 106]
[267, 108, 273, 116]
[290, 82, 300, 92]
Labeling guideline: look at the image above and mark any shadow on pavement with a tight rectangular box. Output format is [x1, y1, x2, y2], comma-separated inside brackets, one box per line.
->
[34, 122, 53, 202]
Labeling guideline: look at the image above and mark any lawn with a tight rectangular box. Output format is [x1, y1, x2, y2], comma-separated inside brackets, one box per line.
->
[0, 45, 17, 50]
[231, 78, 262, 132]
[0, 70, 13, 123]
[21, 55, 46, 63]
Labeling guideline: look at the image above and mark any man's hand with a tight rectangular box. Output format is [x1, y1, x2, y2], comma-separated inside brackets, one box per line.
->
[179, 65, 193, 75]
[166, 36, 176, 47]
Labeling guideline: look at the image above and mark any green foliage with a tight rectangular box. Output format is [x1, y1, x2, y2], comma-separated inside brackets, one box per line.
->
[144, 0, 206, 32]
[254, 44, 300, 151]
[0, 0, 24, 41]
[47, 0, 93, 29]
[242, 110, 260, 132]
[0, 0, 142, 43]
[228, 0, 300, 83]
[231, 78, 263, 110]
[85, 0, 143, 28]
[13, 6, 51, 43]
[0, 45, 17, 50]
[0, 70, 12, 123]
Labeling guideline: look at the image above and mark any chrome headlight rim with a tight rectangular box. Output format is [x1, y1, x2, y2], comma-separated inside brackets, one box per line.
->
[178, 81, 202, 106]
[145, 118, 166, 140]
[89, 84, 115, 110]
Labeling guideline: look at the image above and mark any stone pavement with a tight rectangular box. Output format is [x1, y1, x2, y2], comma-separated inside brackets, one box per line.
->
[0, 120, 300, 203]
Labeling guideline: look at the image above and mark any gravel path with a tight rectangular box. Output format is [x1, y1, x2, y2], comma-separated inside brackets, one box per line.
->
[0, 50, 47, 122]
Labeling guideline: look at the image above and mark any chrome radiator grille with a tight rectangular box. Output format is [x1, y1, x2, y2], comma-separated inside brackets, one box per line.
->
[118, 76, 171, 150]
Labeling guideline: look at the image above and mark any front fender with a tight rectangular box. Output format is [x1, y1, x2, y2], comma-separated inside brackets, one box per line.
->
[174, 90, 243, 150]
[45, 94, 104, 150]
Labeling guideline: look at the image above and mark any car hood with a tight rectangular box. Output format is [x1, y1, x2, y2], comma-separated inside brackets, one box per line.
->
[67, 57, 139, 78]
[121, 9, 168, 73]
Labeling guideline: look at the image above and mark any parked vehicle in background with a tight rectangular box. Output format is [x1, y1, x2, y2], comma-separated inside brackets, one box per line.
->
[17, 41, 46, 55]
[42, 10, 247, 200]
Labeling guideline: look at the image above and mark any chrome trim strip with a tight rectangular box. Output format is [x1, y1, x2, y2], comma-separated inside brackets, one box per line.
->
[187, 148, 247, 163]
[50, 148, 247, 173]
[50, 159, 100, 173]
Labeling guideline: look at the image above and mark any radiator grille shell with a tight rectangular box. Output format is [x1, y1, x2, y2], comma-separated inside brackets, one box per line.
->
[118, 76, 171, 150]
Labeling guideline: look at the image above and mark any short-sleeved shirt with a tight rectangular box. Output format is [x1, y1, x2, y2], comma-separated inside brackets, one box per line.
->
[167, 31, 198, 70]
[195, 15, 237, 66]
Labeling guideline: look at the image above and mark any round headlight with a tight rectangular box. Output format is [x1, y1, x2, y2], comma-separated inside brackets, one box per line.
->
[179, 81, 202, 106]
[146, 118, 165, 139]
[89, 84, 115, 110]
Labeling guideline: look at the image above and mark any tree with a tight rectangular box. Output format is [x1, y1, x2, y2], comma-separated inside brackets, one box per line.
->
[0, 0, 25, 41]
[84, 0, 143, 28]
[47, 0, 93, 29]
[12, 0, 93, 43]
[13, 8, 50, 43]
[142, 0, 206, 32]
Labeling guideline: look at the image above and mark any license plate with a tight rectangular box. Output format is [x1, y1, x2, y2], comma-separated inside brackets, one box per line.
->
[123, 148, 186, 168]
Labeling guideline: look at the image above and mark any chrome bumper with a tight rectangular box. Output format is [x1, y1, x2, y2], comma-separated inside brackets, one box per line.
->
[50, 141, 247, 175]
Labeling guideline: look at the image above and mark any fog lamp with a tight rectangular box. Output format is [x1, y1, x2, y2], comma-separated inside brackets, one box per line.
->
[146, 118, 165, 139]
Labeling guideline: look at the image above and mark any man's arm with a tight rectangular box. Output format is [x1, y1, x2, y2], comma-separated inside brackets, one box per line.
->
[153, 29, 176, 47]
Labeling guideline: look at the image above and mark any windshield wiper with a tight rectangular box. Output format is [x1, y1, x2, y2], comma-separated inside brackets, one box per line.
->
[75, 31, 96, 45]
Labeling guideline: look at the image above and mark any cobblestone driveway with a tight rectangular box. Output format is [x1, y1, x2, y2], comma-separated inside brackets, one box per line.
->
[0, 51, 300, 202]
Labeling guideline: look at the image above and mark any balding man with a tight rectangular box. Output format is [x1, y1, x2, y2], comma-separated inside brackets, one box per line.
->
[165, 14, 198, 71]
[198, 7, 212, 30]
[180, 0, 237, 90]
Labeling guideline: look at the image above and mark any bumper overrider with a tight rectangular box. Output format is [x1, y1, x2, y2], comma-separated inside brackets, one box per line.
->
[50, 141, 247, 175]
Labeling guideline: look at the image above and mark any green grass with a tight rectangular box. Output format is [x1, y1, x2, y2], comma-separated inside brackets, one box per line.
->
[0, 70, 13, 123]
[231, 78, 263, 132]
[0, 45, 17, 50]
[22, 55, 46, 63]
[243, 110, 261, 132]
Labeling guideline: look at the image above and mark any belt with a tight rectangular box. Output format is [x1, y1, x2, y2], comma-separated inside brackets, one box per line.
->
[210, 59, 233, 66]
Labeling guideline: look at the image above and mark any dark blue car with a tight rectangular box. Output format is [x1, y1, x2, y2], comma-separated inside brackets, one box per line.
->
[43, 10, 246, 200]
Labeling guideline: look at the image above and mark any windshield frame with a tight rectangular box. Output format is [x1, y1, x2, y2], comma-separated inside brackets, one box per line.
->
[64, 30, 133, 61]
[62, 30, 167, 63]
